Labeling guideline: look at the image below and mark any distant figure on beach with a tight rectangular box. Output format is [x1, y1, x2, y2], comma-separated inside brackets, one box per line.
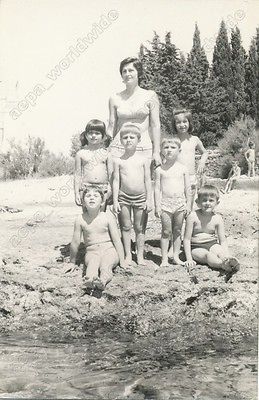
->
[113, 123, 152, 267]
[244, 140, 256, 178]
[184, 185, 240, 280]
[108, 57, 161, 166]
[172, 108, 208, 208]
[222, 160, 241, 194]
[154, 137, 192, 266]
[70, 186, 125, 294]
[74, 119, 112, 208]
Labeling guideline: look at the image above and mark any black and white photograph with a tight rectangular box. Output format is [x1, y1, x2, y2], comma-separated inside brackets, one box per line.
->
[0, 0, 258, 398]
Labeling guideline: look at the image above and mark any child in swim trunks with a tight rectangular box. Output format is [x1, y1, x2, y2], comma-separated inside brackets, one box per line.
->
[113, 123, 153, 266]
[74, 119, 112, 208]
[70, 185, 125, 293]
[172, 109, 208, 207]
[154, 137, 192, 266]
[184, 185, 239, 280]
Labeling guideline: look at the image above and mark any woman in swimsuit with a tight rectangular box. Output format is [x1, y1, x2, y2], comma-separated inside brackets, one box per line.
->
[107, 57, 161, 166]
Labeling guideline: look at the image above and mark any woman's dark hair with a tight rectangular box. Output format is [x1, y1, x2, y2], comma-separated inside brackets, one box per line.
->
[80, 119, 111, 148]
[119, 57, 143, 80]
[171, 109, 194, 134]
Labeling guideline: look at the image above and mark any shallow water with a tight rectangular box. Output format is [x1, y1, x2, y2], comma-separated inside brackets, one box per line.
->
[0, 333, 257, 399]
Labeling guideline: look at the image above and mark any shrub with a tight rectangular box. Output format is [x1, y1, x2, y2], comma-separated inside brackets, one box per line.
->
[38, 152, 74, 177]
[217, 116, 257, 177]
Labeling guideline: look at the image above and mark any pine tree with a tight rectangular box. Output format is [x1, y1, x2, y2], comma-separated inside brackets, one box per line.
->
[230, 27, 247, 118]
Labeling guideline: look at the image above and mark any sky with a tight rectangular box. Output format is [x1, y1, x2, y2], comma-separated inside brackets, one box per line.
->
[0, 0, 258, 155]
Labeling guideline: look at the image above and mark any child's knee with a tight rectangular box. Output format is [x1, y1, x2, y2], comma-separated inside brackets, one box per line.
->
[133, 222, 144, 235]
[121, 222, 132, 232]
[173, 225, 181, 237]
[162, 227, 172, 238]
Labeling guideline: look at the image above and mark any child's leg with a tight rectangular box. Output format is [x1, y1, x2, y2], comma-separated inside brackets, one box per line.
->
[247, 161, 251, 177]
[99, 247, 119, 287]
[251, 161, 255, 177]
[192, 247, 224, 268]
[118, 204, 132, 265]
[84, 253, 100, 283]
[160, 211, 172, 267]
[172, 210, 185, 265]
[210, 244, 239, 272]
[133, 208, 148, 265]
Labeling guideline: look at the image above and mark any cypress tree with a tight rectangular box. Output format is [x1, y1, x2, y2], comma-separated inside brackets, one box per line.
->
[230, 27, 247, 117]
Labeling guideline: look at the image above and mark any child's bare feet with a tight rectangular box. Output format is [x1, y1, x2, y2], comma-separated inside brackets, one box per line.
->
[125, 256, 133, 267]
[160, 258, 169, 267]
[93, 277, 105, 291]
[172, 256, 185, 266]
[137, 256, 146, 267]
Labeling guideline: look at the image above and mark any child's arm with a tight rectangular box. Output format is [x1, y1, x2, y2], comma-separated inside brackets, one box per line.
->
[216, 215, 229, 257]
[70, 216, 82, 263]
[74, 152, 82, 206]
[107, 96, 118, 139]
[183, 213, 196, 267]
[196, 138, 208, 174]
[107, 153, 114, 184]
[154, 167, 161, 217]
[108, 212, 125, 267]
[144, 159, 153, 213]
[149, 92, 161, 166]
[184, 167, 192, 215]
[112, 159, 120, 213]
[244, 149, 249, 161]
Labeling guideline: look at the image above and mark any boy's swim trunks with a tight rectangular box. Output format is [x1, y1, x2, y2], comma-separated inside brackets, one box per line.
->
[161, 194, 186, 214]
[118, 190, 146, 209]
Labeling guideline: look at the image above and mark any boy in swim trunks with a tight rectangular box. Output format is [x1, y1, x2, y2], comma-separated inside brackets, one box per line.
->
[113, 123, 153, 266]
[154, 137, 192, 266]
[222, 160, 241, 194]
[184, 185, 239, 280]
[244, 141, 256, 178]
[70, 185, 125, 294]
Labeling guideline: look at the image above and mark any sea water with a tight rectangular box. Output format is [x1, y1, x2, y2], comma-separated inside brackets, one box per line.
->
[0, 333, 257, 399]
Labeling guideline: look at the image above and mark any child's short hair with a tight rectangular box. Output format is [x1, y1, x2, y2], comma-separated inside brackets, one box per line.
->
[248, 141, 255, 148]
[172, 108, 194, 134]
[197, 185, 220, 201]
[161, 136, 181, 149]
[80, 119, 111, 148]
[82, 185, 105, 201]
[120, 123, 141, 139]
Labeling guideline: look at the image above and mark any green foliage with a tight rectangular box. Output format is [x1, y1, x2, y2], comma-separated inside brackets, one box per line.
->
[38, 151, 74, 177]
[217, 116, 257, 177]
[70, 132, 81, 157]
[0, 136, 73, 180]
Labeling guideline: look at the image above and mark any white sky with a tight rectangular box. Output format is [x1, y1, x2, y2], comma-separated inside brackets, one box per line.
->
[0, 0, 258, 155]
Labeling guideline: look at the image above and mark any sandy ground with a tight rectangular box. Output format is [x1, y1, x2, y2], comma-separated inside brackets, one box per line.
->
[0, 175, 258, 342]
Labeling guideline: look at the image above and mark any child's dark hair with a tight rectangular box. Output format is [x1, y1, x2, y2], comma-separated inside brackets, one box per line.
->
[172, 109, 194, 134]
[80, 119, 112, 148]
[197, 184, 220, 201]
[248, 141, 255, 148]
[82, 184, 105, 201]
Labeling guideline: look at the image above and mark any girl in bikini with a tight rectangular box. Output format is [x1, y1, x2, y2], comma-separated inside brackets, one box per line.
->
[74, 119, 112, 208]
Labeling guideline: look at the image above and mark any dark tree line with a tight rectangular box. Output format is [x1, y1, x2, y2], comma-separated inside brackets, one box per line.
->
[138, 22, 259, 146]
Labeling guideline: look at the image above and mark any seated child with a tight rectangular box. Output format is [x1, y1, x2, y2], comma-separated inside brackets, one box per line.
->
[74, 119, 112, 208]
[222, 160, 241, 193]
[113, 123, 152, 266]
[244, 141, 256, 178]
[184, 185, 240, 279]
[172, 108, 208, 207]
[154, 137, 192, 266]
[70, 185, 125, 293]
